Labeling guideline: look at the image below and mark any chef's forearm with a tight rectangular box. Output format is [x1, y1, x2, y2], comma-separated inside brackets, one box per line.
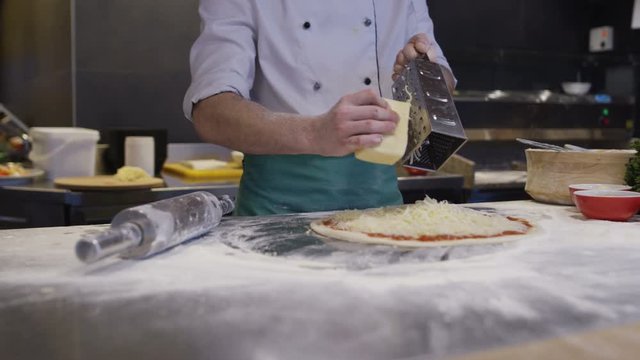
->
[192, 92, 317, 155]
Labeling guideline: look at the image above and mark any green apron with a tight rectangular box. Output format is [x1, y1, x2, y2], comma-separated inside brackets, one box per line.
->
[235, 154, 402, 216]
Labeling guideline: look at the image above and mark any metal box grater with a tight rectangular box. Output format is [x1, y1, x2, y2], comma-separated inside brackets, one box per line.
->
[392, 57, 467, 171]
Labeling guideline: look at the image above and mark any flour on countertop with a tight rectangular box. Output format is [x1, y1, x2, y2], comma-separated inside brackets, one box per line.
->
[1, 201, 640, 360]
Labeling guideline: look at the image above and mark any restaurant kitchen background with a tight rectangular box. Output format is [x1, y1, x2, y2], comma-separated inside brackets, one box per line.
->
[2, 0, 638, 139]
[3, 3, 640, 359]
[0, 0, 639, 215]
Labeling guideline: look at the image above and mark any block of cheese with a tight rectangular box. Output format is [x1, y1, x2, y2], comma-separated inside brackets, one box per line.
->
[230, 151, 244, 165]
[355, 98, 411, 165]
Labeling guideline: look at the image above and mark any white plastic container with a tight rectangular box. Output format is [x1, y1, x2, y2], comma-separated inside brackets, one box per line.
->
[124, 136, 155, 175]
[29, 127, 100, 179]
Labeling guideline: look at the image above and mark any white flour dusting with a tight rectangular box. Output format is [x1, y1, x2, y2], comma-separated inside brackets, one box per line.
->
[1, 201, 640, 360]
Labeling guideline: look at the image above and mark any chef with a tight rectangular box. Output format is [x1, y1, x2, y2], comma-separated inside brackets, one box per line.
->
[184, 0, 455, 215]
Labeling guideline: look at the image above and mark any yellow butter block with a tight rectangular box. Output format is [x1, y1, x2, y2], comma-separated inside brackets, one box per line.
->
[355, 98, 410, 165]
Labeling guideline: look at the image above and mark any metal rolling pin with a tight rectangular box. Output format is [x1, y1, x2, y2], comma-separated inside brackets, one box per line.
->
[75, 191, 234, 263]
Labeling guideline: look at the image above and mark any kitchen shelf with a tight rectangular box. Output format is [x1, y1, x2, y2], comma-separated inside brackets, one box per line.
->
[445, 47, 640, 67]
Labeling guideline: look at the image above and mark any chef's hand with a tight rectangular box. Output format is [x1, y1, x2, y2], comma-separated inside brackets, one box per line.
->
[392, 33, 430, 82]
[310, 89, 399, 157]
[392, 33, 456, 92]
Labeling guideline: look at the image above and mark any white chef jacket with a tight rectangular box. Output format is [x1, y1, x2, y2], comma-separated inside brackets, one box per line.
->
[183, 0, 452, 120]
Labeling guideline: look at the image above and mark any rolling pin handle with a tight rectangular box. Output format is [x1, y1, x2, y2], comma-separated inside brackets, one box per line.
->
[75, 222, 143, 263]
[218, 195, 235, 215]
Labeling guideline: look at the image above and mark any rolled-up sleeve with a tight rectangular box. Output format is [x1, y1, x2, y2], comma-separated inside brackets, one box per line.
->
[183, 0, 256, 120]
[413, 1, 455, 81]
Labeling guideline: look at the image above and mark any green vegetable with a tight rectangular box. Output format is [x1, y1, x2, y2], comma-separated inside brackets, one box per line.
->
[625, 139, 640, 191]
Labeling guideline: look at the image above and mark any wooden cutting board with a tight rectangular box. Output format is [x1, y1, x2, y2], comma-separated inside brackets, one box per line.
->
[54, 175, 165, 191]
[162, 162, 243, 180]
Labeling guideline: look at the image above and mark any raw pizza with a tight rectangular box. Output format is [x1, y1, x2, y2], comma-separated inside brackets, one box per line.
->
[310, 198, 534, 247]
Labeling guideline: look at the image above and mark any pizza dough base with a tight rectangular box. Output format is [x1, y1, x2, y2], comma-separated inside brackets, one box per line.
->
[310, 220, 536, 248]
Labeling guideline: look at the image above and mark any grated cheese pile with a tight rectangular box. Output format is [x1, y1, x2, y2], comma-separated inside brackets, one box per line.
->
[331, 198, 529, 237]
[115, 166, 151, 182]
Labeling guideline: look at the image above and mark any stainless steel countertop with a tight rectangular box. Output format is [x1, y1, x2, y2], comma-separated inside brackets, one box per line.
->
[1, 200, 639, 359]
[473, 170, 527, 190]
[454, 90, 635, 105]
[0, 172, 464, 227]
[0, 172, 463, 206]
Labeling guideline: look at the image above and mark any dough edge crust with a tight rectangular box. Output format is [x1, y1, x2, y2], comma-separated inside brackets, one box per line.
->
[309, 219, 537, 248]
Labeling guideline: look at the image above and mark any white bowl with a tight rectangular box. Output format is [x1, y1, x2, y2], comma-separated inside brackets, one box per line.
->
[568, 183, 632, 205]
[561, 82, 591, 96]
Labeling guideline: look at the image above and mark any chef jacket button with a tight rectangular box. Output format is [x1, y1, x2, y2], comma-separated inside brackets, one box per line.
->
[303, 21, 311, 30]
[313, 82, 322, 91]
[364, 18, 372, 27]
[364, 77, 372, 85]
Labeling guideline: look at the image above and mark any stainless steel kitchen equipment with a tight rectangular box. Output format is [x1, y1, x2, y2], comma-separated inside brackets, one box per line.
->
[451, 90, 635, 202]
[516, 138, 567, 151]
[454, 90, 635, 170]
[0, 104, 31, 163]
[515, 138, 590, 152]
[75, 192, 234, 263]
[392, 57, 467, 171]
[0, 172, 464, 229]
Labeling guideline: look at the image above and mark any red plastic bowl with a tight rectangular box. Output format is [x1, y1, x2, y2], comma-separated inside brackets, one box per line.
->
[569, 184, 632, 205]
[573, 190, 640, 221]
[403, 166, 429, 176]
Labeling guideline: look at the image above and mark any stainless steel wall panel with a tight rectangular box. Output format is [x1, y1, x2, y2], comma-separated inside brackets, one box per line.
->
[1, 0, 202, 142]
[75, 70, 195, 140]
[74, 0, 201, 142]
[1, 0, 73, 127]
